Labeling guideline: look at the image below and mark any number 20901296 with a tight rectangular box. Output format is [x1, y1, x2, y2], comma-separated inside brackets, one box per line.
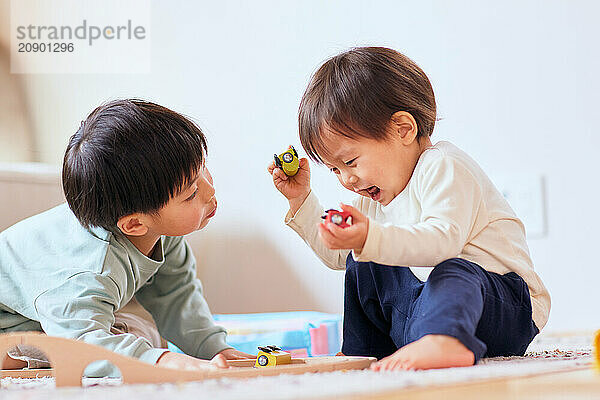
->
[18, 42, 74, 52]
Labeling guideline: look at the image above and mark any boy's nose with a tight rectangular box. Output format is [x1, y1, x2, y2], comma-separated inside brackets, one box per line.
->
[200, 179, 216, 201]
[200, 168, 215, 201]
[205, 184, 215, 201]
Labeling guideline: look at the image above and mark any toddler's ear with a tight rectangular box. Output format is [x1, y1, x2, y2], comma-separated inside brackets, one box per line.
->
[390, 111, 418, 144]
[117, 213, 149, 236]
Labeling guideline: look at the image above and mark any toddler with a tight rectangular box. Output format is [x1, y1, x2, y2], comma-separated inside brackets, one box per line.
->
[268, 47, 550, 371]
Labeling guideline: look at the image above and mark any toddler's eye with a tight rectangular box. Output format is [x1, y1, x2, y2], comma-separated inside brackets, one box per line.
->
[186, 189, 198, 201]
[330, 167, 340, 174]
[345, 158, 357, 167]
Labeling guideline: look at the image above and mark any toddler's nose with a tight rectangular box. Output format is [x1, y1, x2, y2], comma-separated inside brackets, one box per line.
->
[346, 174, 359, 186]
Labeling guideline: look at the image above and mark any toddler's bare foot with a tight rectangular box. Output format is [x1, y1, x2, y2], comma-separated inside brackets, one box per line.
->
[370, 335, 475, 371]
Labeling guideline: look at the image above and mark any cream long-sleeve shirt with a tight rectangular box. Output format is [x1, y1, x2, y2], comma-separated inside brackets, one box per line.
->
[286, 141, 550, 330]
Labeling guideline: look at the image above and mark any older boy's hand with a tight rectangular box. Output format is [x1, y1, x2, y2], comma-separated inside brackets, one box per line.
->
[317, 203, 368, 253]
[156, 351, 230, 370]
[218, 348, 256, 360]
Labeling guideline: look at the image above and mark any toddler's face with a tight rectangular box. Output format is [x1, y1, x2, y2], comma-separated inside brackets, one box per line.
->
[320, 127, 422, 206]
[150, 164, 217, 236]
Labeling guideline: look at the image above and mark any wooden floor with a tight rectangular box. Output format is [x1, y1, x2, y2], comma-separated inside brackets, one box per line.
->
[348, 368, 599, 400]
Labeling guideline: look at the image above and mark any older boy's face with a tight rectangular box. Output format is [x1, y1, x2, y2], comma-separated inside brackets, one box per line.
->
[320, 127, 422, 206]
[151, 165, 217, 236]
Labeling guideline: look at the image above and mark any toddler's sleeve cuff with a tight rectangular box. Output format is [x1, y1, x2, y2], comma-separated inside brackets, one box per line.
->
[285, 191, 321, 233]
[352, 218, 382, 262]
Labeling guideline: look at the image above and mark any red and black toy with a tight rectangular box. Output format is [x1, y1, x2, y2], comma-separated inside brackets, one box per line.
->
[322, 209, 353, 228]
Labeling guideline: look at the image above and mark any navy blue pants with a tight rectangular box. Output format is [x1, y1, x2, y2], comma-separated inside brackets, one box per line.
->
[342, 256, 539, 362]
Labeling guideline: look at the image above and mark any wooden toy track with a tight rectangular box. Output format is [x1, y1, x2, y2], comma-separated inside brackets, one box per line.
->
[0, 332, 375, 387]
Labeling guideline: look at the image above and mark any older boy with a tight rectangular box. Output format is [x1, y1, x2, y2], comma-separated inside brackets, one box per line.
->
[0, 100, 251, 371]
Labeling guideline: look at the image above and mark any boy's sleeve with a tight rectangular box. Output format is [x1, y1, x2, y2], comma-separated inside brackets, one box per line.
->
[34, 271, 167, 364]
[353, 155, 486, 266]
[285, 191, 351, 270]
[135, 236, 230, 359]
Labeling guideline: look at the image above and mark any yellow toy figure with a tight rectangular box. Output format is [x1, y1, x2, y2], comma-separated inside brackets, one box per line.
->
[274, 146, 300, 176]
[255, 345, 292, 368]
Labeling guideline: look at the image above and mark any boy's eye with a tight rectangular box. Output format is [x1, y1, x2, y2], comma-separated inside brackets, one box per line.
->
[186, 189, 198, 201]
[344, 158, 357, 167]
[330, 167, 340, 174]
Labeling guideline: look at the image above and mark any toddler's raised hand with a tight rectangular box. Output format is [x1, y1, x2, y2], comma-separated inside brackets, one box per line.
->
[268, 157, 311, 214]
[318, 203, 369, 253]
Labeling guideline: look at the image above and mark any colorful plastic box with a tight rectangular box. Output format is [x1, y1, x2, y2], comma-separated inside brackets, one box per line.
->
[168, 311, 342, 357]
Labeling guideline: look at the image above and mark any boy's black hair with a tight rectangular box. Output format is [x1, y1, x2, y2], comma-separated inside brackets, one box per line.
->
[299, 47, 437, 163]
[62, 99, 207, 232]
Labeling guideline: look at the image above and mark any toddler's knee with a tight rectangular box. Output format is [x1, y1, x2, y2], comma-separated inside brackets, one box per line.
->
[430, 258, 481, 279]
[345, 254, 360, 272]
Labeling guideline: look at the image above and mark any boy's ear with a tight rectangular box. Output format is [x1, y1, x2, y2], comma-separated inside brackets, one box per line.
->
[117, 213, 149, 236]
[390, 111, 418, 145]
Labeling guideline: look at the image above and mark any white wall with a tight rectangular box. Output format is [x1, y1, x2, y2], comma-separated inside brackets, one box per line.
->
[10, 0, 600, 332]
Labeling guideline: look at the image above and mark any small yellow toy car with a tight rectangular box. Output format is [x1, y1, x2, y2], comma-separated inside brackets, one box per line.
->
[274, 146, 300, 176]
[255, 345, 292, 368]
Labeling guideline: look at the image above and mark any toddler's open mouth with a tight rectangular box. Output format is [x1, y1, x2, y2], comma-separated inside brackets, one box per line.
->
[366, 185, 381, 201]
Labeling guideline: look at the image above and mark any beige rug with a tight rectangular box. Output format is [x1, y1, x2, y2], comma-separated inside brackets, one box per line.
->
[0, 333, 594, 399]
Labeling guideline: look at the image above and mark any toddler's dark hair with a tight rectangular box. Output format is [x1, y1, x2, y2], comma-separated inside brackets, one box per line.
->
[299, 47, 436, 163]
[62, 99, 207, 232]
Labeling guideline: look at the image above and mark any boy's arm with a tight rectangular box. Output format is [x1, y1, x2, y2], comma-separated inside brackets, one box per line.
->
[134, 236, 231, 360]
[34, 271, 167, 364]
[353, 155, 485, 267]
[285, 191, 350, 270]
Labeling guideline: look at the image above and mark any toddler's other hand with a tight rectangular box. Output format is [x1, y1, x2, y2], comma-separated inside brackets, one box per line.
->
[317, 203, 369, 252]
[268, 157, 311, 214]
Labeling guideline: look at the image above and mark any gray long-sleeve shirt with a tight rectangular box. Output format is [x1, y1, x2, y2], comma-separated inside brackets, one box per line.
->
[0, 203, 229, 364]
